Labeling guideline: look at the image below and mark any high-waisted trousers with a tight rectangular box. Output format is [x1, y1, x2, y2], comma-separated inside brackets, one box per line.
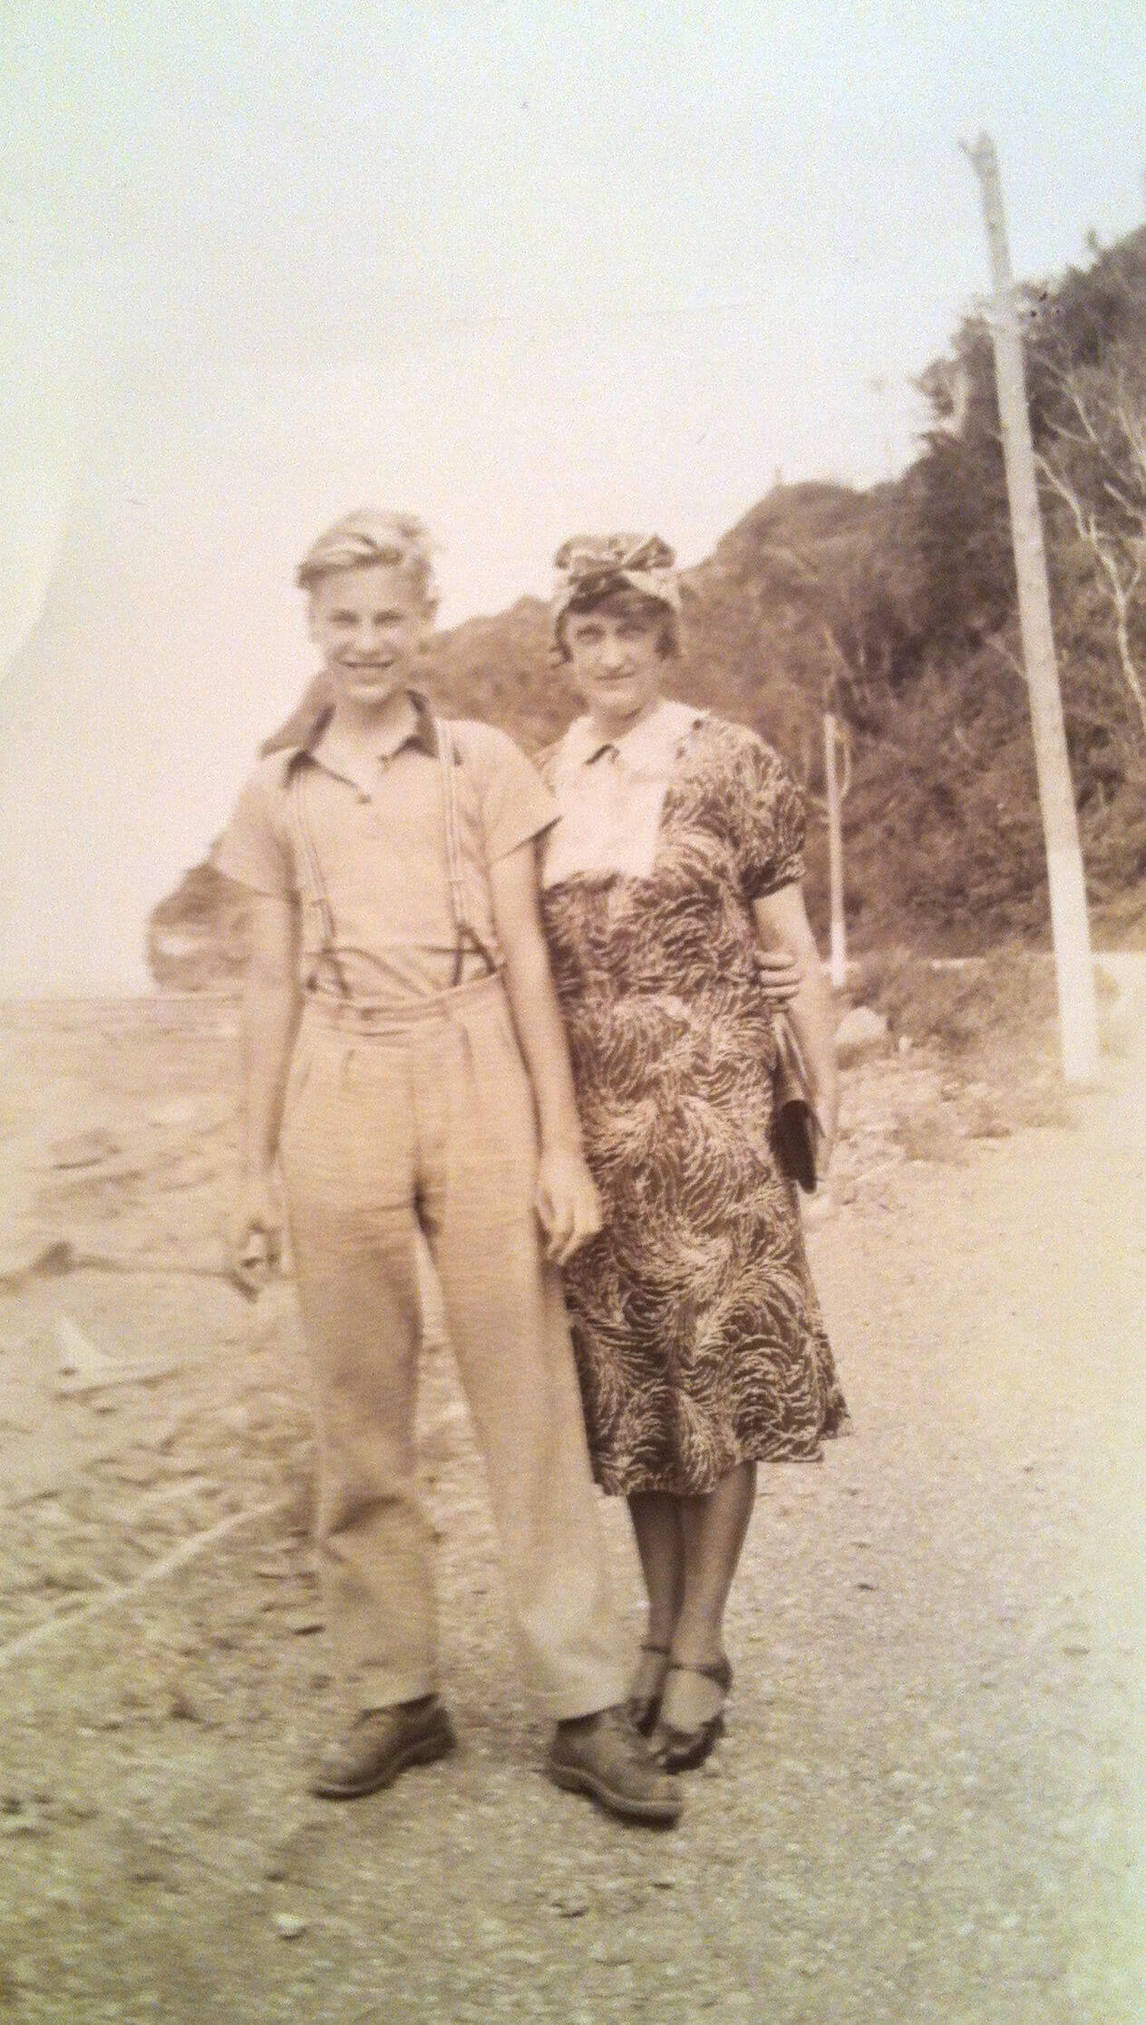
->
[280, 972, 626, 1719]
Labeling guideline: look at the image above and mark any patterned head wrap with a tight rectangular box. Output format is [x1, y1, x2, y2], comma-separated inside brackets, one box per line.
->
[296, 509, 438, 608]
[550, 533, 681, 646]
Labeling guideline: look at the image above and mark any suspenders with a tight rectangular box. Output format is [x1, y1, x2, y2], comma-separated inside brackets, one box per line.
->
[289, 765, 354, 999]
[289, 715, 499, 998]
[434, 719, 501, 988]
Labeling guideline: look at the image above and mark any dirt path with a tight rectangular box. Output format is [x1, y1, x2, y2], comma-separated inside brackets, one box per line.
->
[0, 993, 1143, 2024]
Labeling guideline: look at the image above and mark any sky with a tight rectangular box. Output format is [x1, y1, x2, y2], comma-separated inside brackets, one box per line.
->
[1, 0, 1144, 992]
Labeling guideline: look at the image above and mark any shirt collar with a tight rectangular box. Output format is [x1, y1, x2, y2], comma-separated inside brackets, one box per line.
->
[562, 697, 707, 774]
[277, 688, 439, 782]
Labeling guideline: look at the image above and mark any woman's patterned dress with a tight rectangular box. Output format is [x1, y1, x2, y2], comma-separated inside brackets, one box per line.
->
[539, 714, 850, 1495]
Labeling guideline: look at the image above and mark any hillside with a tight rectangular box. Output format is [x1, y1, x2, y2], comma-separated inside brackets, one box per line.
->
[149, 226, 1146, 987]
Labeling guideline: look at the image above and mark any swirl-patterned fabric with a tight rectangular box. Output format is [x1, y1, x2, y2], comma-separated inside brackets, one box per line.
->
[539, 715, 850, 1495]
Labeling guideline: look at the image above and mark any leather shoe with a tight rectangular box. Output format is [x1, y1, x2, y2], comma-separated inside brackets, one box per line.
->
[310, 1696, 456, 1799]
[547, 1705, 683, 1826]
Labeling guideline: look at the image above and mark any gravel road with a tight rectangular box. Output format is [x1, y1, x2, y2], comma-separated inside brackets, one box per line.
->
[0, 989, 1142, 2024]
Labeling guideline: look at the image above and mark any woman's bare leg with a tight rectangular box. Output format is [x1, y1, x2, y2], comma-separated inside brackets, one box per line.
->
[659, 1460, 757, 1729]
[627, 1491, 685, 1704]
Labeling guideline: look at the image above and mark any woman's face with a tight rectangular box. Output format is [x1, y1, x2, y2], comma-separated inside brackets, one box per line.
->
[562, 605, 667, 733]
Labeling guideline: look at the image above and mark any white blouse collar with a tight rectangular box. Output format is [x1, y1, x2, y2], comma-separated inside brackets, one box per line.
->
[562, 697, 707, 775]
[541, 699, 709, 887]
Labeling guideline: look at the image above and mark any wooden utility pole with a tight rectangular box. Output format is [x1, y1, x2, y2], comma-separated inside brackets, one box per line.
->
[824, 709, 847, 990]
[964, 133, 1100, 1085]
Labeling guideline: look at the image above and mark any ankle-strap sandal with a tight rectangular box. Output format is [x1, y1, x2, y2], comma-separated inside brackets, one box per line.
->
[653, 1655, 733, 1772]
[626, 1642, 671, 1737]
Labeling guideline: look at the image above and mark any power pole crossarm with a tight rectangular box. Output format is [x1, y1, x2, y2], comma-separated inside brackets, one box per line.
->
[963, 132, 1100, 1086]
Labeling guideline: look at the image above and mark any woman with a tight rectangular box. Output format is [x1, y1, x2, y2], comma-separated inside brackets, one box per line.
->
[537, 533, 849, 1771]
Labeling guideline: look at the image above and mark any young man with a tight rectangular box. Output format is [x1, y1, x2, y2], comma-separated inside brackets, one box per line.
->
[216, 510, 680, 1826]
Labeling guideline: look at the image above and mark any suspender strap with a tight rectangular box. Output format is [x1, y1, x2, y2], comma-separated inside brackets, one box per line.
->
[434, 718, 500, 987]
[289, 764, 353, 998]
[436, 719, 469, 983]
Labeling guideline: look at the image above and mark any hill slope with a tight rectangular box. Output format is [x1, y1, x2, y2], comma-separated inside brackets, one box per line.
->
[150, 227, 1146, 986]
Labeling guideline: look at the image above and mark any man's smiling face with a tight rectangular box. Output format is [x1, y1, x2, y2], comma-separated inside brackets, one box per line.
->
[308, 560, 429, 713]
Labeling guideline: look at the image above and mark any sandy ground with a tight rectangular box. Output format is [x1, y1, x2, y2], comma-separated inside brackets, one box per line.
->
[0, 985, 1143, 2025]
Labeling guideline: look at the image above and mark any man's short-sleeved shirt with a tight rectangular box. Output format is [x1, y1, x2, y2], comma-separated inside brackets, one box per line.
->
[213, 690, 557, 1004]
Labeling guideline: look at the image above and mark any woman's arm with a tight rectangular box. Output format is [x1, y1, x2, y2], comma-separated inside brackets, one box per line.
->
[489, 840, 602, 1264]
[227, 892, 303, 1294]
[753, 881, 839, 1163]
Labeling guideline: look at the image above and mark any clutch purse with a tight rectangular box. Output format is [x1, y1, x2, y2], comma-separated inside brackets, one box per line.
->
[773, 1016, 821, 1193]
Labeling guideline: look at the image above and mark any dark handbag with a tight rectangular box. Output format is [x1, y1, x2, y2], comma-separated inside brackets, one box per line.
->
[773, 1017, 821, 1193]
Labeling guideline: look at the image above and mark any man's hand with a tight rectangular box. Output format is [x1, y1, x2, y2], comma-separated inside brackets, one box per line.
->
[754, 947, 802, 1006]
[226, 1176, 284, 1299]
[535, 1145, 603, 1266]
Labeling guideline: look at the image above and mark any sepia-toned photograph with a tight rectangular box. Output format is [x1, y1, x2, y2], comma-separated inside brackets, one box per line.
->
[1, 5, 1143, 2020]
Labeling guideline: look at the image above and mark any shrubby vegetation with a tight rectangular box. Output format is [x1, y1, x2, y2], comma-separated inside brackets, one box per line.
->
[150, 226, 1146, 986]
[893, 223, 1146, 942]
[676, 223, 1146, 949]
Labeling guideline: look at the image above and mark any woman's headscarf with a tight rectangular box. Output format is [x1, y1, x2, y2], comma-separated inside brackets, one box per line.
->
[550, 533, 681, 651]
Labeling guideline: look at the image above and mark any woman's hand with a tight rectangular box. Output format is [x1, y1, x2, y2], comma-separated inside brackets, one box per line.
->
[226, 1174, 284, 1299]
[536, 1145, 604, 1265]
[754, 946, 802, 1007]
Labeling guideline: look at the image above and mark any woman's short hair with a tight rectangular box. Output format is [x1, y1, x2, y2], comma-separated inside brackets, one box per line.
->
[296, 509, 439, 615]
[553, 580, 681, 661]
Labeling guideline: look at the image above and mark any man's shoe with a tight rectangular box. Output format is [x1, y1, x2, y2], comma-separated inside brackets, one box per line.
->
[310, 1696, 456, 1800]
[547, 1705, 683, 1826]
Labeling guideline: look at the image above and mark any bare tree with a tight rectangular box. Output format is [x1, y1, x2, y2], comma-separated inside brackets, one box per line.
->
[1036, 354, 1146, 746]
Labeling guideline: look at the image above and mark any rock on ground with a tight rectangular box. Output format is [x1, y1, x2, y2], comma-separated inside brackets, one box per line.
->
[834, 1004, 890, 1065]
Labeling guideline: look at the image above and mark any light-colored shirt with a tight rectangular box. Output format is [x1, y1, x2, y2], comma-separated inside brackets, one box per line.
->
[213, 690, 557, 1003]
[540, 698, 709, 887]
